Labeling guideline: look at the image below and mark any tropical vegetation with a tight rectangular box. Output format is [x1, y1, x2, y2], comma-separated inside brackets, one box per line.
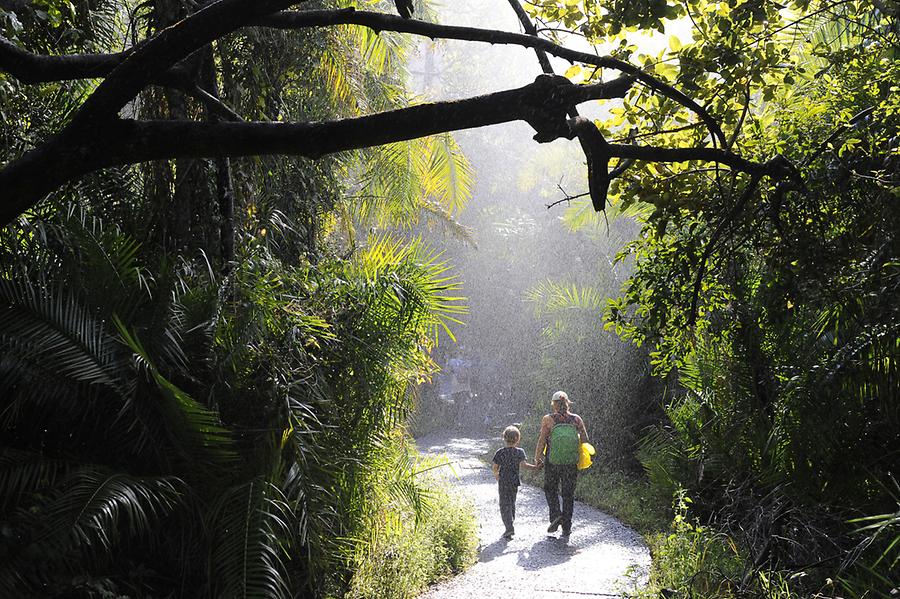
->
[0, 0, 476, 597]
[519, 0, 900, 596]
[2, 0, 899, 597]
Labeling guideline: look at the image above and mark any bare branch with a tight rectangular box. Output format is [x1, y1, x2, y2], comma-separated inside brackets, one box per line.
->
[1, 7, 725, 146]
[0, 74, 633, 225]
[546, 185, 590, 209]
[505, 0, 555, 74]
[259, 9, 726, 145]
[0, 36, 125, 83]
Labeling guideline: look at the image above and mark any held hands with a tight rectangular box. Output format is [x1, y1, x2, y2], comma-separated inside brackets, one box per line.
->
[522, 459, 543, 472]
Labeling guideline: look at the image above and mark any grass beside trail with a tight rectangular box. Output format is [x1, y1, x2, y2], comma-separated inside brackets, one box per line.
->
[347, 477, 479, 599]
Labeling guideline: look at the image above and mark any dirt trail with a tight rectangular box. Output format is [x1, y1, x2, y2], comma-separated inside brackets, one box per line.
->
[415, 433, 650, 599]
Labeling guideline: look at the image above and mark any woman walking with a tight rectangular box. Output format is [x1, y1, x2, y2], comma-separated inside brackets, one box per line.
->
[534, 391, 589, 539]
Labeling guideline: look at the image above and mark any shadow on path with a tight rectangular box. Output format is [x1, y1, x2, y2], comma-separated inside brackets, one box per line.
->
[516, 537, 578, 571]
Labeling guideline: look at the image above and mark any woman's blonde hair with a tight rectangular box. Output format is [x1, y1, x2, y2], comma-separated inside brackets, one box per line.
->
[551, 390, 571, 413]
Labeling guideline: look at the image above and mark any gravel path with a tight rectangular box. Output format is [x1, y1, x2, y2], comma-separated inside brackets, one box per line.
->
[415, 433, 651, 599]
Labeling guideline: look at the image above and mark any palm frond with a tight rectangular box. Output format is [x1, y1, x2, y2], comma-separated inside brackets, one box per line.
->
[208, 480, 294, 599]
[418, 198, 476, 244]
[0, 447, 73, 511]
[0, 278, 127, 392]
[113, 316, 237, 466]
[421, 133, 475, 216]
[43, 469, 185, 553]
[355, 236, 467, 342]
[0, 468, 185, 596]
[526, 279, 607, 316]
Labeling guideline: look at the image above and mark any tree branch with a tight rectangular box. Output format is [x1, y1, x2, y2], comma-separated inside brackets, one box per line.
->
[0, 35, 241, 120]
[0, 36, 126, 82]
[0, 74, 633, 225]
[504, 0, 555, 74]
[0, 68, 801, 228]
[259, 9, 726, 145]
[1, 8, 723, 146]
[67, 0, 309, 129]
[0, 1, 800, 227]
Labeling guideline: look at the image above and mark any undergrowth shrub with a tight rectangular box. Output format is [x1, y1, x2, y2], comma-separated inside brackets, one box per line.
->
[425, 485, 480, 575]
[347, 480, 478, 599]
[643, 491, 744, 598]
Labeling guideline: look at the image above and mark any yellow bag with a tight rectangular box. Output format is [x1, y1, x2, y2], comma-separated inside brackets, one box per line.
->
[577, 442, 595, 470]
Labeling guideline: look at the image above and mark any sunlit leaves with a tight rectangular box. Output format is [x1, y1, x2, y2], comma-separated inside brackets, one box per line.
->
[351, 133, 474, 234]
[527, 279, 606, 317]
[352, 235, 466, 344]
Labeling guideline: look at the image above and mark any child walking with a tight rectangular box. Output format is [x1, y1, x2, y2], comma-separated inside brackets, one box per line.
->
[492, 425, 540, 539]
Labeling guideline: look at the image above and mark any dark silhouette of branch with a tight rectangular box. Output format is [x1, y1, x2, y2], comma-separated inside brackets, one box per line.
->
[0, 36, 126, 82]
[547, 184, 590, 209]
[259, 9, 726, 145]
[0, 65, 802, 229]
[66, 0, 311, 129]
[0, 5, 802, 227]
[504, 0, 582, 126]
[568, 117, 611, 212]
[505, 0, 555, 74]
[394, 0, 413, 19]
[0, 75, 632, 225]
[1, 8, 725, 145]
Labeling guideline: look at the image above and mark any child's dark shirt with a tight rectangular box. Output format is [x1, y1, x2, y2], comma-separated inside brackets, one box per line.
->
[492, 446, 526, 487]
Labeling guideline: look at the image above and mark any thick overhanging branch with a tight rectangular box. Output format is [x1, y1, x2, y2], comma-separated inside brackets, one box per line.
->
[0, 73, 797, 229]
[0, 75, 632, 225]
[0, 2, 796, 228]
[0, 36, 126, 82]
[1, 7, 724, 146]
[66, 0, 309, 128]
[259, 9, 726, 146]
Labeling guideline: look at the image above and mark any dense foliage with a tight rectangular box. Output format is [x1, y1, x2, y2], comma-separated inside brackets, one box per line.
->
[0, 0, 476, 597]
[522, 0, 900, 595]
[3, 0, 900, 596]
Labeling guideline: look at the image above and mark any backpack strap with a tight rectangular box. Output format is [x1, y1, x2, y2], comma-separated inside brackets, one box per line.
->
[551, 412, 576, 425]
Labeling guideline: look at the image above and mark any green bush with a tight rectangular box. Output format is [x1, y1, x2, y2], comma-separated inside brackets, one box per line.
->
[643, 491, 744, 598]
[347, 481, 478, 599]
[423, 485, 480, 577]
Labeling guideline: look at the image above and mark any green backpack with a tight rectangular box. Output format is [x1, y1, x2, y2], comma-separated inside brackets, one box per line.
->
[548, 414, 580, 465]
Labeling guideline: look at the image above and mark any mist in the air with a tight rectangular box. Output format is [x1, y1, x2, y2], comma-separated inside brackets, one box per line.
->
[410, 0, 660, 467]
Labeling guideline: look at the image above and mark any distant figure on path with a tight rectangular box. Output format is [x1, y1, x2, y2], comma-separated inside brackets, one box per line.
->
[534, 391, 589, 539]
[492, 425, 541, 539]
